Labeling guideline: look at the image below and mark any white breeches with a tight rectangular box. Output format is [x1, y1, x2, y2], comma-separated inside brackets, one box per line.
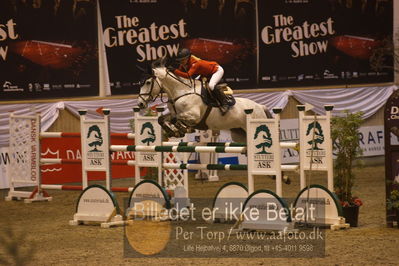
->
[208, 66, 224, 90]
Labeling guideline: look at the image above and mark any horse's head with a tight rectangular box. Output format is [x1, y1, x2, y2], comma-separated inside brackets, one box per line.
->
[137, 57, 170, 109]
[137, 73, 162, 109]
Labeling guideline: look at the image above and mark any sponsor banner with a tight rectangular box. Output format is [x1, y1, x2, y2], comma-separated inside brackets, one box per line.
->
[358, 126, 384, 156]
[384, 91, 399, 224]
[42, 136, 136, 184]
[99, 0, 256, 95]
[0, 1, 98, 99]
[258, 0, 393, 87]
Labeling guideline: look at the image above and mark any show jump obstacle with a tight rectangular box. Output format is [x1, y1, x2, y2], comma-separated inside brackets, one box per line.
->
[214, 105, 348, 231]
[6, 107, 189, 227]
[6, 111, 136, 202]
[6, 104, 349, 230]
[6, 107, 188, 201]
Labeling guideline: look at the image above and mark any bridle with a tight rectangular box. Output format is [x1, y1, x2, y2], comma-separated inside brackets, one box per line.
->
[138, 75, 167, 104]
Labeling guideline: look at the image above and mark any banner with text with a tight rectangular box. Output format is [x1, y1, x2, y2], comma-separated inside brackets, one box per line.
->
[99, 0, 257, 95]
[258, 0, 393, 87]
[0, 0, 98, 100]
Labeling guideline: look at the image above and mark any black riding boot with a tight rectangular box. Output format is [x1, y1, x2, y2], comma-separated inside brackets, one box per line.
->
[213, 88, 230, 115]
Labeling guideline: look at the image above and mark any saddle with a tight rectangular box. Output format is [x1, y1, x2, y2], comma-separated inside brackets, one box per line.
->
[200, 80, 236, 108]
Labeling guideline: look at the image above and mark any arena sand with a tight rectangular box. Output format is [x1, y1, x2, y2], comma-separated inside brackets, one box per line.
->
[0, 165, 398, 265]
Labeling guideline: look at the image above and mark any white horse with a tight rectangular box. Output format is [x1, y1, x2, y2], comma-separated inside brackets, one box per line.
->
[137, 65, 271, 143]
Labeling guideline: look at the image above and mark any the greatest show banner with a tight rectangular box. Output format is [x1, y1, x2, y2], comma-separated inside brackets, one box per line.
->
[99, 0, 257, 95]
[0, 1, 99, 100]
[257, 0, 393, 87]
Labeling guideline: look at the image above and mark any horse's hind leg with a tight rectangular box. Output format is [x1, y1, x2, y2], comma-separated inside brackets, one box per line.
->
[230, 128, 246, 143]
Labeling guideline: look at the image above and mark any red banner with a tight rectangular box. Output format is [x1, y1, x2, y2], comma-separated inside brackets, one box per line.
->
[41, 136, 136, 184]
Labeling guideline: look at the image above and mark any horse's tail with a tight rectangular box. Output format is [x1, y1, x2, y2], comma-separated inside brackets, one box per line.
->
[263, 105, 273, 118]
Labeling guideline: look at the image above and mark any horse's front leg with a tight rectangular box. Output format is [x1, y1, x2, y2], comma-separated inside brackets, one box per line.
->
[158, 112, 183, 138]
[158, 106, 194, 138]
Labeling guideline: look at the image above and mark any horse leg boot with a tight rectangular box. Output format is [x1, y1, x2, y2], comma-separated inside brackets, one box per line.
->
[175, 120, 196, 134]
[158, 115, 181, 138]
[170, 117, 192, 137]
[212, 87, 230, 115]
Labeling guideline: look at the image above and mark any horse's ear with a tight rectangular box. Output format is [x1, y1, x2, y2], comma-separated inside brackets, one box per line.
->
[160, 56, 168, 67]
[151, 59, 158, 68]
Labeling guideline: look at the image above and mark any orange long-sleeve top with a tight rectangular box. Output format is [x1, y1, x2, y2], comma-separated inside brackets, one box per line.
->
[174, 56, 219, 79]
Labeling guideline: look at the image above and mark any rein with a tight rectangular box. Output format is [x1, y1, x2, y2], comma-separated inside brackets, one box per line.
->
[138, 76, 168, 104]
[164, 69, 202, 107]
[165, 69, 193, 88]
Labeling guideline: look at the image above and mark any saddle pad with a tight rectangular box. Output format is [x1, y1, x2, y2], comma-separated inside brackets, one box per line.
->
[200, 84, 236, 107]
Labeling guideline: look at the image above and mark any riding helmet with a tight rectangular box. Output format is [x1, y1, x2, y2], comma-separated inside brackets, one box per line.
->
[176, 48, 191, 61]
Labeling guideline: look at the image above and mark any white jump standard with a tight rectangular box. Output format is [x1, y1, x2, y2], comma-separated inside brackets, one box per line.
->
[294, 104, 349, 230]
[232, 108, 297, 231]
[6, 112, 52, 203]
[5, 111, 141, 202]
